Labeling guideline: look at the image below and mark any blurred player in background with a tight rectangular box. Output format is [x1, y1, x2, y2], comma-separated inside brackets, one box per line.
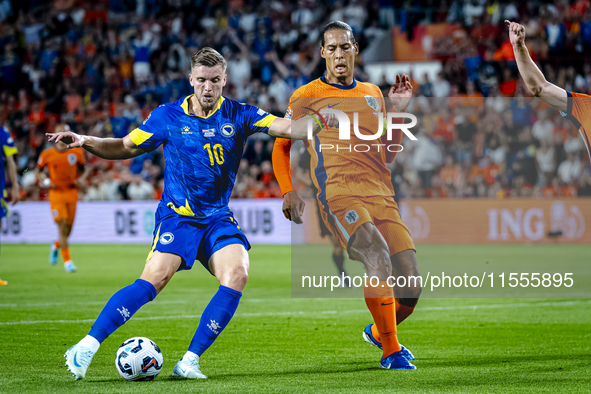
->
[47, 47, 327, 380]
[273, 21, 421, 370]
[0, 126, 20, 286]
[507, 20, 591, 161]
[35, 124, 88, 273]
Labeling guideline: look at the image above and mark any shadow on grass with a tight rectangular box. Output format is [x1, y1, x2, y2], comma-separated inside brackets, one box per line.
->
[78, 354, 591, 388]
[83, 364, 379, 384]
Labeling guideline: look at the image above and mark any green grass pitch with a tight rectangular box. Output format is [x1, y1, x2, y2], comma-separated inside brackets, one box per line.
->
[0, 244, 590, 393]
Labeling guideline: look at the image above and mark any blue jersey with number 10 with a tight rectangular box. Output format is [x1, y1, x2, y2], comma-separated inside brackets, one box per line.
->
[128, 95, 277, 219]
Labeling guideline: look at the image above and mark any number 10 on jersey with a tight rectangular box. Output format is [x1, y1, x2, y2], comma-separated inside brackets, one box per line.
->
[203, 143, 224, 165]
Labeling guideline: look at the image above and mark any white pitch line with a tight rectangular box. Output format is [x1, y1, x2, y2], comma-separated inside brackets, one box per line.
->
[0, 299, 589, 326]
[0, 298, 311, 308]
[0, 300, 194, 308]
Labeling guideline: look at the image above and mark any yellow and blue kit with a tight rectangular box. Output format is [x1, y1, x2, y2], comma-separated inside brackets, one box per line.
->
[128, 94, 277, 271]
[0, 127, 17, 219]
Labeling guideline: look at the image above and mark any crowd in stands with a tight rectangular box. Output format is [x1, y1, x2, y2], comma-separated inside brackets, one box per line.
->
[2, 0, 591, 202]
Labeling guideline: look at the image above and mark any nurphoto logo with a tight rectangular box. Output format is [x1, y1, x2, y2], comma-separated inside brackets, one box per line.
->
[306, 108, 418, 153]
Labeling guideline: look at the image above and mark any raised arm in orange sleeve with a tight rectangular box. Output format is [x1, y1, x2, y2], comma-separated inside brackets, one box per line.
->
[272, 137, 293, 196]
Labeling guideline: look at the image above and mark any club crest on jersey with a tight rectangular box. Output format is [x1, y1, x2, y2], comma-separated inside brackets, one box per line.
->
[159, 232, 174, 245]
[345, 210, 359, 224]
[364, 95, 380, 111]
[202, 128, 216, 137]
[182, 125, 192, 134]
[221, 123, 235, 138]
[68, 154, 77, 166]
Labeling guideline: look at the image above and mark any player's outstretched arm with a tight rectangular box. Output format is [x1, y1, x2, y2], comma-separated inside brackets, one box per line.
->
[267, 114, 339, 140]
[506, 20, 567, 112]
[46, 132, 145, 160]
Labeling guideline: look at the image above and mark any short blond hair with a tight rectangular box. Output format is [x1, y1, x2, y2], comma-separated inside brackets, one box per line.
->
[190, 47, 227, 71]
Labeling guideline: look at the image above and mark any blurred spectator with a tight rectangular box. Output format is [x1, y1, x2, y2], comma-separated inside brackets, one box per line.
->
[558, 153, 582, 184]
[412, 128, 443, 190]
[432, 72, 450, 98]
[133, 30, 154, 84]
[546, 16, 567, 53]
[84, 175, 105, 201]
[128, 174, 154, 200]
[420, 73, 433, 97]
[536, 140, 555, 187]
[101, 171, 121, 201]
[268, 73, 290, 109]
[532, 109, 554, 142]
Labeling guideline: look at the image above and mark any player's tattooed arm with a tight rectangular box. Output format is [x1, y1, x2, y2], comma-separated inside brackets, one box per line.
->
[506, 20, 567, 112]
[46, 132, 145, 160]
[268, 113, 339, 140]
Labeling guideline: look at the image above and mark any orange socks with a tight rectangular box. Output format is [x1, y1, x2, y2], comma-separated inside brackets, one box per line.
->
[364, 282, 401, 357]
[54, 240, 60, 249]
[61, 248, 71, 262]
[370, 300, 417, 343]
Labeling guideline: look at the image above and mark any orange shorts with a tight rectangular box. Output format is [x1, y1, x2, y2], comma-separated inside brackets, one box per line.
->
[49, 189, 78, 225]
[50, 199, 77, 225]
[319, 195, 415, 257]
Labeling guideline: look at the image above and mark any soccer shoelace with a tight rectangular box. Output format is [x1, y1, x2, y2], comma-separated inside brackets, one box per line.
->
[74, 347, 95, 366]
[186, 356, 200, 370]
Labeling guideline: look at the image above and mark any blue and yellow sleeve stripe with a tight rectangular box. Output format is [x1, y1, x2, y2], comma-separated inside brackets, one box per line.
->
[3, 145, 17, 156]
[128, 128, 153, 146]
[253, 114, 278, 130]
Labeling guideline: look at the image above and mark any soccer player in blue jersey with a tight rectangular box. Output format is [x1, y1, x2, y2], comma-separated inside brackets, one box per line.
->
[1, 126, 20, 286]
[48, 47, 335, 380]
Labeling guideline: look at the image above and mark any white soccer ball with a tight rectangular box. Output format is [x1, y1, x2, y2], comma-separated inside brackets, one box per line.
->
[115, 337, 163, 381]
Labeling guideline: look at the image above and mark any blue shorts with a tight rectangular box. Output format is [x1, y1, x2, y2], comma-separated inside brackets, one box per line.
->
[147, 207, 251, 274]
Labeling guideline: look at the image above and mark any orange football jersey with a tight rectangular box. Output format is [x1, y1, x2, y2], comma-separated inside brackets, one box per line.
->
[274, 77, 402, 203]
[564, 91, 591, 161]
[38, 147, 85, 201]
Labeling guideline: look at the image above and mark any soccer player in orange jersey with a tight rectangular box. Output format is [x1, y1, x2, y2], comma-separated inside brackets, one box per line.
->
[273, 21, 421, 370]
[507, 20, 591, 161]
[36, 124, 88, 272]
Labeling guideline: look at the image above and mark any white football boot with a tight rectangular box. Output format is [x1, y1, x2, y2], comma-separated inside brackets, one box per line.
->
[64, 344, 95, 380]
[172, 353, 208, 379]
[64, 261, 77, 273]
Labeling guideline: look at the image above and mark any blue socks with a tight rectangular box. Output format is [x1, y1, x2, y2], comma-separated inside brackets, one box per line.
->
[87, 280, 241, 358]
[188, 285, 242, 356]
[88, 279, 157, 343]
